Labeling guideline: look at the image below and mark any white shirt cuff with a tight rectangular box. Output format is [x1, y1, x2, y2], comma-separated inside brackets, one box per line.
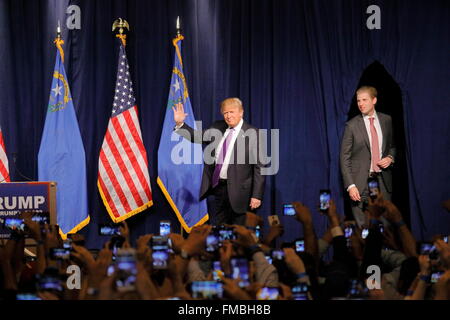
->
[174, 122, 184, 130]
[347, 184, 356, 192]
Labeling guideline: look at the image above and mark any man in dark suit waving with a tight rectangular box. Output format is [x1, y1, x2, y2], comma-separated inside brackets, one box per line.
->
[340, 86, 396, 227]
[173, 97, 265, 225]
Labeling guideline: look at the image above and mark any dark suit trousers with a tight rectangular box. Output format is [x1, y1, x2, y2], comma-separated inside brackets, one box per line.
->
[211, 179, 246, 226]
[351, 173, 391, 227]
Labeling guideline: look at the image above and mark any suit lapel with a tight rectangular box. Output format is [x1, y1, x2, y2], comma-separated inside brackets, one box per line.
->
[232, 121, 248, 154]
[357, 115, 370, 151]
[378, 113, 387, 154]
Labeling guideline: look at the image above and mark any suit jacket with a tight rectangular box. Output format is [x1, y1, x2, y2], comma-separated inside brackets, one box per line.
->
[177, 120, 265, 213]
[340, 112, 396, 194]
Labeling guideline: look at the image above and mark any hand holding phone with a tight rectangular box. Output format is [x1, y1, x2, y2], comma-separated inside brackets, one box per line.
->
[151, 236, 169, 269]
[283, 204, 296, 216]
[115, 248, 137, 292]
[268, 215, 280, 226]
[319, 190, 331, 213]
[230, 258, 250, 288]
[368, 177, 380, 200]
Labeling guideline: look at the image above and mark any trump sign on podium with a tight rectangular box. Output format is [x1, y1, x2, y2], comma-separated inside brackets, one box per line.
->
[0, 182, 56, 239]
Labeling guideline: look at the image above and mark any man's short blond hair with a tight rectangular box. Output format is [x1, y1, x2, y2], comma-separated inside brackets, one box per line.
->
[220, 97, 243, 111]
[356, 86, 378, 98]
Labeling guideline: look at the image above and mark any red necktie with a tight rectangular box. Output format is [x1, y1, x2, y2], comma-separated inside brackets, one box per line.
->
[369, 117, 381, 172]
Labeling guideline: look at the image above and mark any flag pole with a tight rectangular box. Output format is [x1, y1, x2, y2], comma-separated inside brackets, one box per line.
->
[176, 16, 185, 238]
[54, 20, 64, 63]
[176, 16, 181, 36]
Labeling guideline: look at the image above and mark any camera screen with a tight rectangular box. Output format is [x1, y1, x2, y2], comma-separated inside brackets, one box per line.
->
[16, 293, 41, 300]
[295, 240, 305, 252]
[265, 255, 273, 264]
[160, 221, 171, 236]
[348, 279, 369, 298]
[230, 258, 250, 288]
[38, 276, 63, 292]
[31, 213, 49, 224]
[368, 179, 379, 197]
[212, 261, 223, 281]
[420, 243, 434, 255]
[255, 226, 261, 239]
[344, 227, 353, 238]
[292, 283, 309, 300]
[152, 250, 169, 269]
[271, 250, 285, 260]
[115, 250, 137, 291]
[283, 204, 296, 216]
[151, 236, 169, 269]
[191, 281, 223, 299]
[431, 272, 444, 283]
[99, 225, 120, 236]
[219, 227, 237, 241]
[257, 287, 280, 300]
[152, 236, 169, 250]
[206, 234, 220, 252]
[107, 264, 115, 276]
[319, 190, 331, 211]
[63, 239, 72, 250]
[50, 248, 71, 260]
[4, 218, 25, 231]
[361, 228, 369, 239]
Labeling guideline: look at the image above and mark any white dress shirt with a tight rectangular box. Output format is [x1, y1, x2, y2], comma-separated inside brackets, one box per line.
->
[215, 118, 243, 179]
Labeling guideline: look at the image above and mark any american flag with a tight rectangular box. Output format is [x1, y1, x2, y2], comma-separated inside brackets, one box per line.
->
[0, 126, 10, 183]
[98, 44, 153, 222]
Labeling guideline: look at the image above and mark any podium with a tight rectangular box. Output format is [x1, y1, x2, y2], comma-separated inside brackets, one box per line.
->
[0, 182, 57, 241]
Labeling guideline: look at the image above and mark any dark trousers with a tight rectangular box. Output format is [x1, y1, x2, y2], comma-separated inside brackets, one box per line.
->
[351, 173, 391, 227]
[211, 179, 246, 226]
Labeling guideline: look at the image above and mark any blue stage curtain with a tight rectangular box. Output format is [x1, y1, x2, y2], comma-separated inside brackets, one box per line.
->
[0, 0, 449, 247]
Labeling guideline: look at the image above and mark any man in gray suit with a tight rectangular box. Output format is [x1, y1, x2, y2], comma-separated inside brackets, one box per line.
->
[173, 97, 265, 225]
[340, 86, 396, 227]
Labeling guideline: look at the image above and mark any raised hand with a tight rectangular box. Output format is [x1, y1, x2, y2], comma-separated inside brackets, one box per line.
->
[245, 211, 263, 228]
[292, 201, 313, 225]
[172, 102, 188, 126]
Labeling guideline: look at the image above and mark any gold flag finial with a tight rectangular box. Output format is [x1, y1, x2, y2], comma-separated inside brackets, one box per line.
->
[112, 18, 130, 46]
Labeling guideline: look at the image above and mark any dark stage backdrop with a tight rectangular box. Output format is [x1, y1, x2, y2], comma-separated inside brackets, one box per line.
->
[0, 0, 449, 248]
